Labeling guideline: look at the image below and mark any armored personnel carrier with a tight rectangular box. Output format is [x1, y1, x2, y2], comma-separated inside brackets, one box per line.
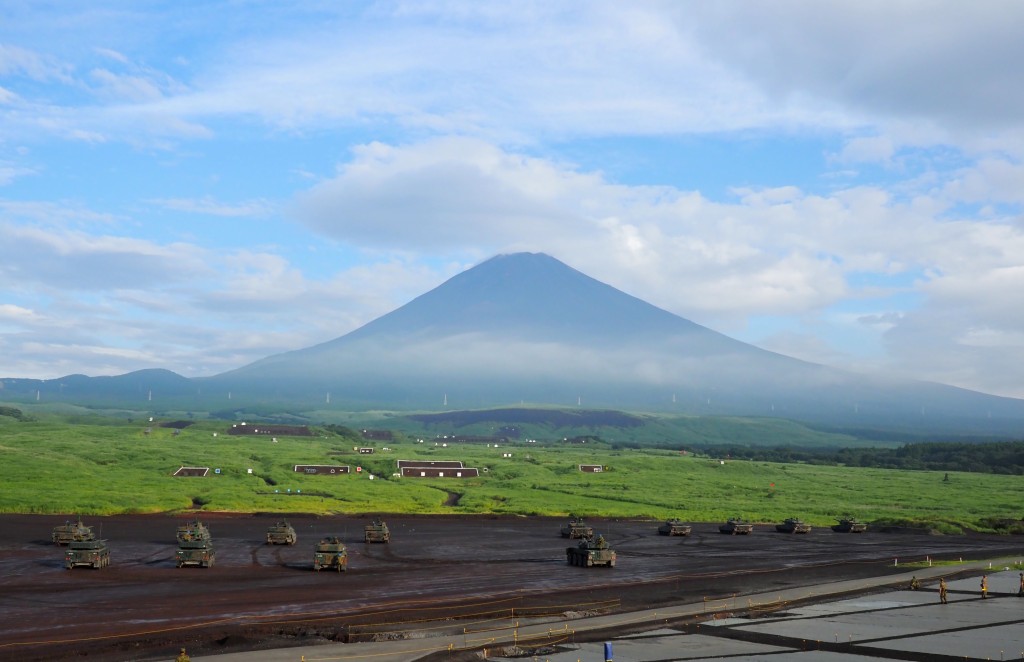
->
[64, 538, 110, 569]
[52, 518, 94, 545]
[832, 517, 868, 533]
[566, 534, 616, 567]
[776, 517, 812, 534]
[176, 519, 210, 544]
[313, 536, 348, 571]
[719, 517, 754, 534]
[658, 519, 692, 536]
[560, 516, 594, 539]
[266, 520, 297, 545]
[363, 518, 390, 543]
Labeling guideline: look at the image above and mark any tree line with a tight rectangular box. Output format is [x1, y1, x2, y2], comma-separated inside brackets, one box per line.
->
[688, 441, 1024, 475]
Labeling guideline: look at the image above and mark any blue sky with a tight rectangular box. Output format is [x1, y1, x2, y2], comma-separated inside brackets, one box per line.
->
[2, 1, 1023, 398]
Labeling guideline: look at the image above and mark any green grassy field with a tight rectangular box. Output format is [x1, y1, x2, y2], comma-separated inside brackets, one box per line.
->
[0, 410, 1020, 532]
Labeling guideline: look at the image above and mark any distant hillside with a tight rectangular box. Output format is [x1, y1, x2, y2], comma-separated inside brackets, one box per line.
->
[202, 252, 1024, 434]
[4, 252, 1024, 435]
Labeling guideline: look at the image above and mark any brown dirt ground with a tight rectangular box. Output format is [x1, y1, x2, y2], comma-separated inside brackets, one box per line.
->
[1, 513, 1021, 661]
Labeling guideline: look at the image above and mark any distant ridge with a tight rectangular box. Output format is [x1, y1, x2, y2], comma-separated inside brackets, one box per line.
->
[4, 252, 1024, 434]
[201, 252, 1024, 433]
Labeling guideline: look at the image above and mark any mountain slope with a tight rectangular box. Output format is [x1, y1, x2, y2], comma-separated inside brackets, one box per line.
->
[203, 253, 1024, 432]
[4, 252, 1023, 433]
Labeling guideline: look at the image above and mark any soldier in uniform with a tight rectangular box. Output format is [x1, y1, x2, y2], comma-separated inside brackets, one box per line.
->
[939, 578, 948, 604]
[980, 574, 988, 599]
[1018, 572, 1023, 597]
[176, 647, 191, 662]
[909, 576, 921, 590]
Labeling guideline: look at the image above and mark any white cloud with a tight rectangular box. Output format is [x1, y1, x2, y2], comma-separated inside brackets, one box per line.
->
[682, 2, 1024, 134]
[150, 196, 275, 218]
[836, 136, 895, 165]
[292, 137, 1024, 397]
[0, 43, 70, 82]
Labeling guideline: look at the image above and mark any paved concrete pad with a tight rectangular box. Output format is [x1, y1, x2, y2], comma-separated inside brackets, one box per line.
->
[489, 632, 791, 661]
[874, 622, 1024, 660]
[199, 566, 1024, 661]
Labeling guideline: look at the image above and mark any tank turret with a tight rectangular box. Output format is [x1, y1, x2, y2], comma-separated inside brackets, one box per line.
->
[719, 517, 754, 534]
[566, 534, 616, 567]
[266, 520, 297, 545]
[364, 518, 390, 543]
[560, 516, 594, 539]
[776, 517, 812, 534]
[832, 517, 867, 533]
[658, 519, 692, 536]
[52, 518, 95, 545]
[313, 536, 348, 572]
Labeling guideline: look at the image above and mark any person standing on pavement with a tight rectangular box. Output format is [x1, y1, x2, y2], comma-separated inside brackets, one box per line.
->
[939, 578, 948, 604]
[1018, 572, 1023, 597]
[980, 575, 988, 599]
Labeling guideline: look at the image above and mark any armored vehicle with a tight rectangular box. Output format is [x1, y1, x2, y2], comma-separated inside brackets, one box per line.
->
[560, 516, 594, 539]
[566, 535, 616, 567]
[52, 518, 94, 545]
[176, 539, 215, 567]
[313, 536, 348, 571]
[64, 538, 110, 569]
[176, 519, 210, 544]
[776, 517, 812, 534]
[176, 520, 214, 567]
[719, 517, 754, 534]
[363, 518, 390, 543]
[658, 519, 692, 536]
[266, 520, 297, 545]
[832, 517, 868, 533]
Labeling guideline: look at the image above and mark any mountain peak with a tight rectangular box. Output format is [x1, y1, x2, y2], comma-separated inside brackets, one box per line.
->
[336, 251, 710, 344]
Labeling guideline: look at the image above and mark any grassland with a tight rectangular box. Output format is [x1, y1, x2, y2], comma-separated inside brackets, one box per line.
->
[1, 410, 1020, 532]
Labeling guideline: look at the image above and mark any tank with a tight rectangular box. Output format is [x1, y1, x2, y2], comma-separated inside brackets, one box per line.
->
[266, 520, 297, 545]
[566, 534, 616, 567]
[52, 518, 95, 545]
[776, 517, 812, 534]
[658, 519, 692, 536]
[176, 539, 215, 567]
[832, 517, 868, 533]
[176, 519, 210, 544]
[719, 517, 754, 534]
[64, 538, 110, 569]
[176, 520, 214, 567]
[560, 516, 594, 539]
[363, 518, 390, 543]
[313, 536, 348, 571]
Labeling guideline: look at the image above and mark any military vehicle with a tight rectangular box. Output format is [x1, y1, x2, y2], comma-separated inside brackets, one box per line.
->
[64, 538, 110, 569]
[313, 536, 348, 571]
[363, 518, 390, 543]
[776, 517, 812, 534]
[176, 538, 215, 568]
[657, 519, 692, 536]
[52, 518, 95, 545]
[566, 534, 616, 567]
[176, 519, 210, 544]
[266, 520, 297, 545]
[175, 520, 214, 567]
[719, 517, 754, 534]
[832, 517, 868, 533]
[560, 516, 594, 539]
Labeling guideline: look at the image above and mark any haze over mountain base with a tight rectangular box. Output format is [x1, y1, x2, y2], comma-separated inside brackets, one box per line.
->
[3, 253, 1024, 435]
